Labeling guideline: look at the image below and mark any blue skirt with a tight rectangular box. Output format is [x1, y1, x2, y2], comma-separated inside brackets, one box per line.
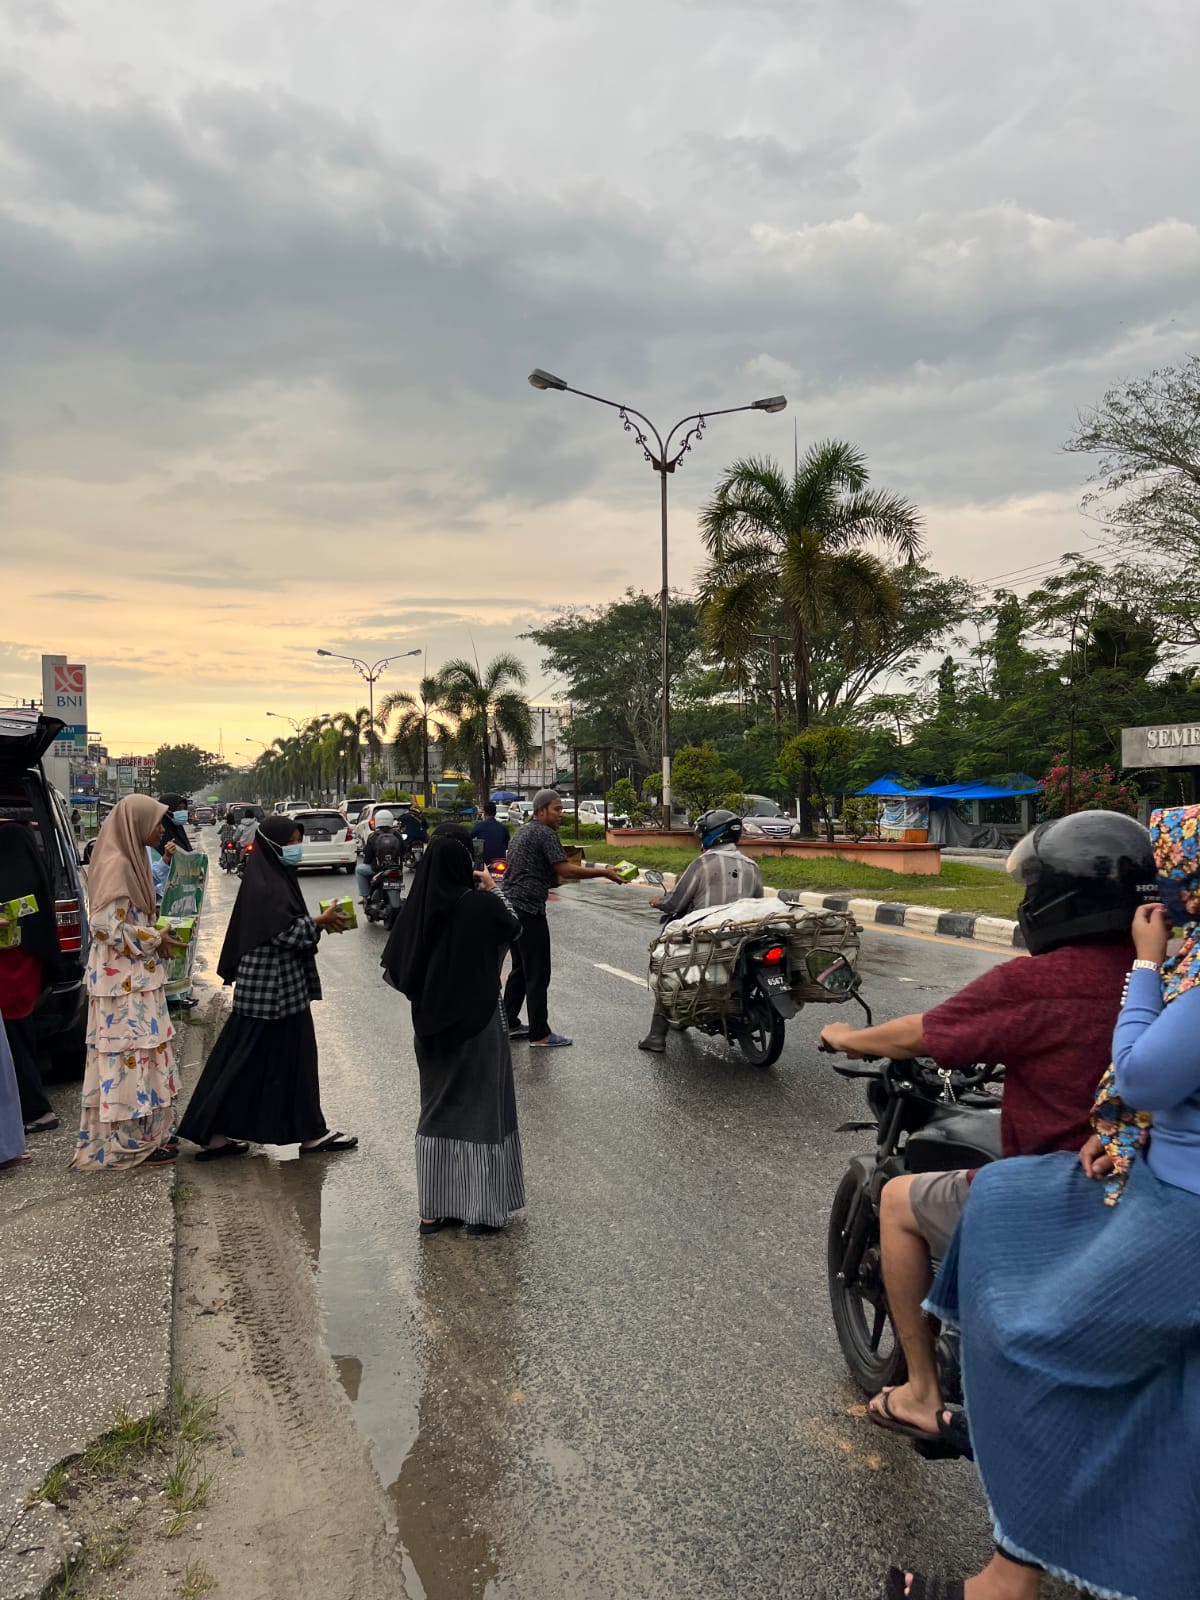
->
[927, 1153, 1200, 1600]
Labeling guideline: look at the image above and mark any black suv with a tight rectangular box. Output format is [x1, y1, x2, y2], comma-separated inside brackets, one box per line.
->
[0, 712, 90, 1069]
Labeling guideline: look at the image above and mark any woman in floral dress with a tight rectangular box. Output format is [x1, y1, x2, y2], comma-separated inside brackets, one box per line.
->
[72, 794, 180, 1171]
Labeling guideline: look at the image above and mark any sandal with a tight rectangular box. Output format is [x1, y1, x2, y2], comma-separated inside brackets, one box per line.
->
[915, 1406, 973, 1462]
[300, 1132, 358, 1154]
[418, 1217, 464, 1236]
[465, 1222, 504, 1236]
[868, 1389, 942, 1446]
[23, 1115, 60, 1135]
[884, 1570, 962, 1600]
[529, 1032, 573, 1048]
[195, 1140, 250, 1163]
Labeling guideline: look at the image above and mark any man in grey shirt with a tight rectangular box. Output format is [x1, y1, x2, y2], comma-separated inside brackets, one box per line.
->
[503, 789, 626, 1048]
[639, 808, 763, 1052]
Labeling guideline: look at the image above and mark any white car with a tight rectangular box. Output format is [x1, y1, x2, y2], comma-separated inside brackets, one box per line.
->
[290, 809, 358, 873]
[577, 801, 630, 829]
[351, 802, 416, 850]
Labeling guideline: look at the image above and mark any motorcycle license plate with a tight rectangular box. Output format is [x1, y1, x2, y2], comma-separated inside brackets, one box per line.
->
[761, 971, 788, 990]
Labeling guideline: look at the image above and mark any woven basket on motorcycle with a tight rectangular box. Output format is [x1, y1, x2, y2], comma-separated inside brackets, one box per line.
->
[648, 898, 860, 1024]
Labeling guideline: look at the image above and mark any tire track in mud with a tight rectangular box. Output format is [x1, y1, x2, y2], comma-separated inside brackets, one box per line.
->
[176, 1160, 410, 1600]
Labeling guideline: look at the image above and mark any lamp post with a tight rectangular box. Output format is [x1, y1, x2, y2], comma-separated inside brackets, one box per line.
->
[316, 648, 421, 796]
[528, 369, 786, 817]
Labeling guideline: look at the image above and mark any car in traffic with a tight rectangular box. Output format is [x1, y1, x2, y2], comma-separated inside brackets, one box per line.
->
[192, 805, 215, 827]
[351, 801, 416, 850]
[289, 809, 358, 873]
[0, 710, 90, 1069]
[739, 794, 802, 840]
[342, 798, 370, 824]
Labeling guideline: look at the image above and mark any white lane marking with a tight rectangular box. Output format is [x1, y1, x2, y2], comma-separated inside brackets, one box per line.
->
[594, 962, 648, 988]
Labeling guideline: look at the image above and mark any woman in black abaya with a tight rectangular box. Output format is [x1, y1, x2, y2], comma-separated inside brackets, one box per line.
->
[179, 816, 357, 1159]
[382, 826, 524, 1235]
[0, 821, 61, 1133]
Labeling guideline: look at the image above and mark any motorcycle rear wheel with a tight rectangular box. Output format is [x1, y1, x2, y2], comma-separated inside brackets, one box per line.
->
[737, 995, 786, 1068]
[827, 1169, 906, 1395]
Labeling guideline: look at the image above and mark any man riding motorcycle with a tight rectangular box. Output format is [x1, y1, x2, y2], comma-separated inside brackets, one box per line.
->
[400, 804, 429, 853]
[818, 810, 1154, 1449]
[638, 808, 764, 1053]
[356, 809, 406, 906]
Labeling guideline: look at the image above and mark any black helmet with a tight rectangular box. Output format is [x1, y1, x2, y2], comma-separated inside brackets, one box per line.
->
[1007, 810, 1154, 954]
[694, 808, 742, 849]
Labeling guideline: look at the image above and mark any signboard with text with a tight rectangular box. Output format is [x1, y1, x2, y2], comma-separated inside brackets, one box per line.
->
[41, 656, 88, 759]
[1122, 723, 1200, 769]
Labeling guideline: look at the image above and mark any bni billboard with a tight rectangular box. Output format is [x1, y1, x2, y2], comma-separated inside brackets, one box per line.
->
[41, 656, 88, 758]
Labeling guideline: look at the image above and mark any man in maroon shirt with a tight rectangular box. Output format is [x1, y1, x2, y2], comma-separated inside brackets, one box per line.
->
[819, 810, 1154, 1444]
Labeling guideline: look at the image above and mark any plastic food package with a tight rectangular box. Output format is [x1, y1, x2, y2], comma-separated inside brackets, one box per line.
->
[319, 896, 358, 930]
[0, 894, 38, 949]
[612, 860, 640, 883]
[155, 916, 195, 945]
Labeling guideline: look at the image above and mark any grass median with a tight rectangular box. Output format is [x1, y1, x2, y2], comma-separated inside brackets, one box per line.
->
[585, 844, 1022, 920]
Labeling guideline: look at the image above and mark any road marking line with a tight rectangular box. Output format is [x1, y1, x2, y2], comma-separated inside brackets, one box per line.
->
[865, 921, 1022, 955]
[594, 962, 647, 987]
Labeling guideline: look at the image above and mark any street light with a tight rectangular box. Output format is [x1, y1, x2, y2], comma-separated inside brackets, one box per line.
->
[528, 369, 786, 814]
[316, 647, 422, 796]
[266, 710, 333, 730]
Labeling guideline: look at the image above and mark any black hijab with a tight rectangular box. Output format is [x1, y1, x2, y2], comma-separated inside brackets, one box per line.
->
[217, 815, 307, 984]
[0, 821, 59, 967]
[382, 826, 517, 1043]
[157, 794, 193, 854]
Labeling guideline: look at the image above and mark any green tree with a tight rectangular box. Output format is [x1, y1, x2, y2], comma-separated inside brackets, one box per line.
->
[152, 743, 230, 795]
[670, 743, 745, 820]
[524, 591, 705, 784]
[436, 654, 535, 797]
[379, 677, 452, 806]
[699, 444, 923, 829]
[337, 706, 383, 788]
[777, 727, 858, 841]
[1066, 355, 1200, 566]
[606, 776, 651, 824]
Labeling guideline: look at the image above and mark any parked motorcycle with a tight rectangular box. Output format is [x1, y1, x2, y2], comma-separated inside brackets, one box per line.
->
[643, 872, 860, 1069]
[813, 955, 1002, 1411]
[363, 865, 405, 929]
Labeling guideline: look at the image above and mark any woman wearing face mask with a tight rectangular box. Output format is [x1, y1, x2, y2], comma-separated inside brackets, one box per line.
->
[178, 816, 357, 1159]
[71, 795, 182, 1171]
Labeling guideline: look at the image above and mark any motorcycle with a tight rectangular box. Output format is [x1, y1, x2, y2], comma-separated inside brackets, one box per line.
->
[219, 838, 240, 874]
[364, 864, 405, 929]
[812, 954, 1002, 1420]
[643, 872, 858, 1069]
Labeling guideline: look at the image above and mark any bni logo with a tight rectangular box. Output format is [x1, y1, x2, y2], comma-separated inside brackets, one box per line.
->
[54, 664, 85, 696]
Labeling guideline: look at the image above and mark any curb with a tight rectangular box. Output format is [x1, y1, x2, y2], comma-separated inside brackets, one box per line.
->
[602, 865, 1025, 952]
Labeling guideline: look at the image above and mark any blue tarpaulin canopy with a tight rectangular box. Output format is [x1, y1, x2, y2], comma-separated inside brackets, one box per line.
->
[856, 772, 1040, 800]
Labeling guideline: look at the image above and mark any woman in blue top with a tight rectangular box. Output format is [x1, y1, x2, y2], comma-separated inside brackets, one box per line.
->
[887, 804, 1200, 1600]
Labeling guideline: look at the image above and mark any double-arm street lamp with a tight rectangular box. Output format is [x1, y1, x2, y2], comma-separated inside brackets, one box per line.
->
[316, 647, 421, 796]
[528, 369, 786, 816]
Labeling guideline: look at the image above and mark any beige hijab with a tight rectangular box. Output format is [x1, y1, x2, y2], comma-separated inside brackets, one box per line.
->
[87, 794, 167, 917]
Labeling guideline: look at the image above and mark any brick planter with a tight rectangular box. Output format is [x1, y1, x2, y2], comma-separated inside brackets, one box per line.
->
[606, 830, 941, 876]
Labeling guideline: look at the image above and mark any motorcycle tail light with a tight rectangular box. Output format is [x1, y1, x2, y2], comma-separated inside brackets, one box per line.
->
[761, 946, 785, 965]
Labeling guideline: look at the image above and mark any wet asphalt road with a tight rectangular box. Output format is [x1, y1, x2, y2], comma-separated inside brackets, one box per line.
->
[191, 835, 1013, 1600]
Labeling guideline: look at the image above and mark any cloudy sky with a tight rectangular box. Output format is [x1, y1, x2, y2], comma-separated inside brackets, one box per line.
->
[3, 0, 1198, 757]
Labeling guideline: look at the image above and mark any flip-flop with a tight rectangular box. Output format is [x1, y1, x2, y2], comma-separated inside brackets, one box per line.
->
[868, 1389, 942, 1445]
[530, 1032, 573, 1048]
[300, 1132, 359, 1154]
[195, 1140, 251, 1163]
[884, 1569, 963, 1599]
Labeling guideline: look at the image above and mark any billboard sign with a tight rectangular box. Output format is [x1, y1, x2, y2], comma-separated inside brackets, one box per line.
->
[41, 656, 88, 759]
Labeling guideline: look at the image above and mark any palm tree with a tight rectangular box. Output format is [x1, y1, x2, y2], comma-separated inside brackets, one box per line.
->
[379, 678, 451, 807]
[436, 654, 536, 799]
[699, 443, 923, 829]
[336, 706, 383, 789]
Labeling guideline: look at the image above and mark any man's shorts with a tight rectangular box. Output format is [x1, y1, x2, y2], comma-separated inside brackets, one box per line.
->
[906, 1169, 972, 1259]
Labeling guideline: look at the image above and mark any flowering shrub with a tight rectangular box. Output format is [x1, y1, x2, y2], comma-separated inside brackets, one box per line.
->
[1040, 756, 1138, 818]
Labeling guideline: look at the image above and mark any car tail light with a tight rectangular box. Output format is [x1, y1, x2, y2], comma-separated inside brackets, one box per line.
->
[760, 945, 786, 966]
[55, 897, 83, 954]
[344, 829, 354, 842]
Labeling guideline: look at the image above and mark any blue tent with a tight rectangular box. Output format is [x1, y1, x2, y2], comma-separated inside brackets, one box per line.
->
[855, 771, 1040, 800]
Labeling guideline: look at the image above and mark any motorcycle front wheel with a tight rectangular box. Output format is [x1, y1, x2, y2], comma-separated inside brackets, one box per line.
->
[737, 994, 785, 1068]
[827, 1169, 906, 1394]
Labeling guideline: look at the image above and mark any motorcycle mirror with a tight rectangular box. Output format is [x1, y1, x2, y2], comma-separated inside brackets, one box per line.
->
[805, 949, 859, 994]
[643, 869, 665, 887]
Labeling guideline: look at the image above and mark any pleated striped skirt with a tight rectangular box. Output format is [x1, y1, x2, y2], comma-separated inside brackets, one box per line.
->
[415, 1004, 525, 1228]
